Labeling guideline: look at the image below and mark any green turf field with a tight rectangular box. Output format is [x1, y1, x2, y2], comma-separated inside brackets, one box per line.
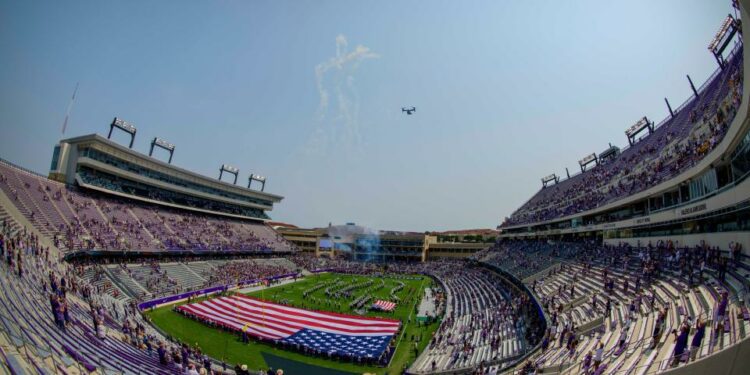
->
[145, 273, 441, 374]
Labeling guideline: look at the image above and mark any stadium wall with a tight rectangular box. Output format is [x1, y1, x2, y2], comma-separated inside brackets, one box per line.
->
[501, 161, 750, 248]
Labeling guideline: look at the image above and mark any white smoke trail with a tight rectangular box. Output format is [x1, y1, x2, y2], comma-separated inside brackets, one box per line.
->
[306, 34, 379, 155]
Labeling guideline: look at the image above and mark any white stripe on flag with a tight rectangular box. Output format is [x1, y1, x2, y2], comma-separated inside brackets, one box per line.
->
[227, 296, 399, 336]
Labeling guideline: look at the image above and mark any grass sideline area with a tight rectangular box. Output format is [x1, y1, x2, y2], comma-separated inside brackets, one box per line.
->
[145, 272, 441, 374]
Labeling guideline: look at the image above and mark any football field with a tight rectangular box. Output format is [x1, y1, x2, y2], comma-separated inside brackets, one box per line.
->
[146, 272, 441, 374]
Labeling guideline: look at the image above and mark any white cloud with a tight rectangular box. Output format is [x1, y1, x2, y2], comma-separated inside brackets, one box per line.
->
[306, 34, 379, 155]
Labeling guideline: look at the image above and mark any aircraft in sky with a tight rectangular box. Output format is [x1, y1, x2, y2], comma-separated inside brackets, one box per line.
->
[402, 107, 416, 115]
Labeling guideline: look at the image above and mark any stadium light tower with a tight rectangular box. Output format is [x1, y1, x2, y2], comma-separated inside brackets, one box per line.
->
[708, 15, 741, 69]
[149, 137, 176, 164]
[248, 174, 267, 191]
[108, 117, 137, 148]
[664, 98, 674, 118]
[578, 153, 598, 173]
[687, 75, 700, 98]
[625, 116, 653, 146]
[219, 164, 239, 184]
[541, 173, 558, 188]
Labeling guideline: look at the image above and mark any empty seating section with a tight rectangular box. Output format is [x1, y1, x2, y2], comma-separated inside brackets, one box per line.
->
[409, 267, 527, 373]
[161, 263, 207, 290]
[185, 260, 216, 276]
[503, 47, 743, 227]
[0, 159, 295, 253]
[121, 263, 179, 298]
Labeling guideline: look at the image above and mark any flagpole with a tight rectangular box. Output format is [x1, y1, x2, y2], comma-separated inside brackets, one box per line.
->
[61, 82, 79, 135]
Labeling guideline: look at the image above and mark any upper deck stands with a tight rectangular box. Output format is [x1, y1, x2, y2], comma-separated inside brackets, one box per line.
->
[0, 159, 295, 254]
[504, 47, 744, 228]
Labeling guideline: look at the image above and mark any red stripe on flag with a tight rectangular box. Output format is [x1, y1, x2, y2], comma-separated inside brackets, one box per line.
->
[178, 304, 282, 339]
[233, 294, 401, 326]
[176, 294, 401, 343]
[224, 297, 399, 335]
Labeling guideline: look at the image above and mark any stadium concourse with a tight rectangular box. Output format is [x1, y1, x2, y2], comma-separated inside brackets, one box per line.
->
[3, 4, 750, 375]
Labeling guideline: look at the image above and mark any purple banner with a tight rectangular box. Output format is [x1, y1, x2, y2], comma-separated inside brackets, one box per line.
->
[138, 285, 226, 310]
[310, 268, 336, 273]
[138, 272, 301, 310]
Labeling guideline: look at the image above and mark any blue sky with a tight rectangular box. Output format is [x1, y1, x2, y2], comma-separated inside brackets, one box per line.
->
[0, 0, 736, 231]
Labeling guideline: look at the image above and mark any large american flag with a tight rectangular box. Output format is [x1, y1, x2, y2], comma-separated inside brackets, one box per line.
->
[372, 300, 397, 312]
[177, 294, 401, 359]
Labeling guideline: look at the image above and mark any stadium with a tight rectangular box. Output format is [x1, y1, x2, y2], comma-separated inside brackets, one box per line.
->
[1, 1, 750, 375]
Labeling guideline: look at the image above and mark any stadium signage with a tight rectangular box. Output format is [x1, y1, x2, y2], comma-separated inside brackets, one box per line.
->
[679, 203, 707, 217]
[634, 217, 651, 225]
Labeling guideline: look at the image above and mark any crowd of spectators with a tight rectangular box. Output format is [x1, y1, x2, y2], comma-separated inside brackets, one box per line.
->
[0, 220, 222, 374]
[0, 159, 295, 254]
[479, 237, 748, 375]
[1, 217, 307, 374]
